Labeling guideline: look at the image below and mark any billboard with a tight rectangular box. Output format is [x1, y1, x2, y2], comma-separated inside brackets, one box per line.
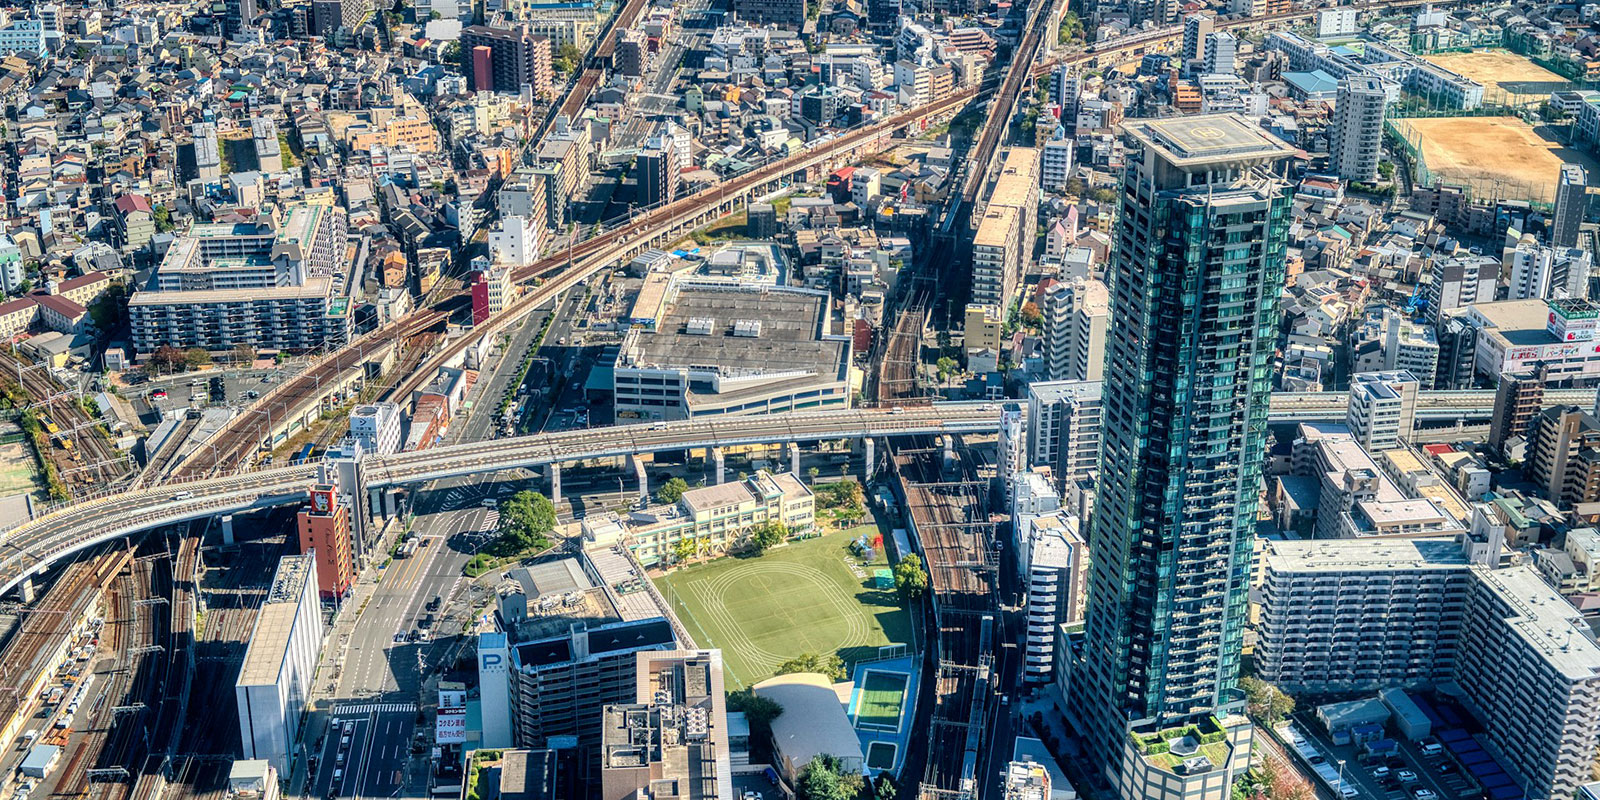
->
[436, 707, 466, 744]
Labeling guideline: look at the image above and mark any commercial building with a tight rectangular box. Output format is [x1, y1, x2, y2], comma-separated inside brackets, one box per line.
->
[1329, 75, 1385, 183]
[1076, 114, 1294, 796]
[461, 24, 553, 99]
[599, 650, 734, 800]
[971, 148, 1040, 310]
[1346, 371, 1419, 451]
[1025, 380, 1102, 485]
[348, 403, 402, 456]
[612, 279, 851, 420]
[1040, 277, 1108, 383]
[236, 555, 324, 773]
[1553, 163, 1588, 250]
[296, 484, 353, 599]
[965, 303, 1004, 356]
[581, 471, 814, 566]
[1258, 539, 1600, 800]
[1467, 299, 1600, 384]
[128, 205, 352, 354]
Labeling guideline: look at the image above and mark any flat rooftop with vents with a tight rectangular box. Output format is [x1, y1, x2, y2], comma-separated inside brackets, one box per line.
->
[613, 278, 852, 420]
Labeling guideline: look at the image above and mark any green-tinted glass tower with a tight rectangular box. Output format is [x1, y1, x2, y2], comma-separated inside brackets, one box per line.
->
[1079, 115, 1294, 780]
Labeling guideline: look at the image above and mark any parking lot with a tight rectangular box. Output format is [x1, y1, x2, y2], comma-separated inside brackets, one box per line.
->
[1287, 712, 1480, 800]
[125, 365, 301, 421]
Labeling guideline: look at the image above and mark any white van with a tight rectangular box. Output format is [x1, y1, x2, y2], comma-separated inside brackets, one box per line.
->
[1419, 742, 1443, 757]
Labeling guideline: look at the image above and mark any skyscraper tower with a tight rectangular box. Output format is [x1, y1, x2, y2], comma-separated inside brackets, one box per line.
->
[1078, 115, 1294, 797]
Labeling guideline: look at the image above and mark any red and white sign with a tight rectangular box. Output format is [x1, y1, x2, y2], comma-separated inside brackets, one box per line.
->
[436, 707, 466, 744]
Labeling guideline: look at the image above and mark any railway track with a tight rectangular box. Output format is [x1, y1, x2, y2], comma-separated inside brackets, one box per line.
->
[133, 417, 200, 491]
[0, 353, 132, 495]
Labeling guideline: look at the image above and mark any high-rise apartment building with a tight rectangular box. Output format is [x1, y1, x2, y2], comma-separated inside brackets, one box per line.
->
[1489, 367, 1548, 456]
[1040, 277, 1108, 383]
[1525, 405, 1600, 506]
[733, 0, 803, 27]
[971, 148, 1040, 310]
[1078, 115, 1294, 795]
[1259, 538, 1600, 800]
[1025, 380, 1102, 485]
[1203, 31, 1237, 76]
[461, 24, 553, 99]
[507, 617, 677, 755]
[1330, 75, 1386, 183]
[1426, 255, 1496, 319]
[1182, 13, 1213, 75]
[489, 215, 543, 266]
[1553, 163, 1588, 250]
[1346, 370, 1419, 451]
[1505, 231, 1591, 301]
[225, 0, 259, 35]
[635, 127, 680, 208]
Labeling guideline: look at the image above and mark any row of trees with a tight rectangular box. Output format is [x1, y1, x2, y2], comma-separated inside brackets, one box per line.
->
[145, 343, 258, 374]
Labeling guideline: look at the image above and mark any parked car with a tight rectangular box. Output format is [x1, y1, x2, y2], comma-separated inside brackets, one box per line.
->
[1397, 770, 1418, 784]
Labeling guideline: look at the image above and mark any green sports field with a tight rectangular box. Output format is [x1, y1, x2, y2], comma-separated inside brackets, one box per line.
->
[654, 527, 913, 688]
[855, 670, 909, 730]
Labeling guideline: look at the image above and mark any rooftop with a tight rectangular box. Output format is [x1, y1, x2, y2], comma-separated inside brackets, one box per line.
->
[1478, 565, 1600, 679]
[1262, 536, 1469, 574]
[238, 555, 315, 686]
[617, 282, 847, 384]
[1125, 113, 1296, 166]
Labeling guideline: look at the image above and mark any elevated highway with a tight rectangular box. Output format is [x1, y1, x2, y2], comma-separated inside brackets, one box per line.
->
[3, 387, 1595, 594]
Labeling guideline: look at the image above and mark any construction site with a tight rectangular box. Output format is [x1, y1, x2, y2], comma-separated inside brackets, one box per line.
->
[889, 437, 1000, 800]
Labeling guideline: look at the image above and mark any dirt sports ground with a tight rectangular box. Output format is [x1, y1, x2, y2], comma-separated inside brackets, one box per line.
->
[1421, 49, 1570, 107]
[1392, 116, 1600, 204]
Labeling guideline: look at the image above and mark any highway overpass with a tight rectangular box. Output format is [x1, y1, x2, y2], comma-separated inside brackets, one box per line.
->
[2, 387, 1595, 594]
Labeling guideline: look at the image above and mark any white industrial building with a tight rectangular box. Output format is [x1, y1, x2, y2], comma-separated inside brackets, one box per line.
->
[1346, 370, 1418, 451]
[236, 555, 324, 772]
[349, 402, 402, 455]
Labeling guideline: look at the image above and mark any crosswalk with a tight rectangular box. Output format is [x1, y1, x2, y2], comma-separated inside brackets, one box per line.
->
[332, 702, 417, 715]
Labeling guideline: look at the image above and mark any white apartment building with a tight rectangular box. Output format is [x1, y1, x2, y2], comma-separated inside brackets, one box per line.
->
[1026, 380, 1102, 484]
[1382, 310, 1440, 388]
[1505, 233, 1591, 301]
[349, 402, 402, 455]
[1426, 255, 1497, 317]
[1330, 75, 1386, 183]
[489, 215, 543, 266]
[850, 167, 882, 207]
[1203, 31, 1237, 76]
[1317, 6, 1357, 38]
[1019, 506, 1086, 685]
[1259, 539, 1600, 800]
[1040, 277, 1108, 383]
[0, 18, 46, 57]
[1346, 370, 1419, 451]
[1182, 13, 1213, 75]
[1040, 138, 1074, 193]
[1257, 537, 1471, 694]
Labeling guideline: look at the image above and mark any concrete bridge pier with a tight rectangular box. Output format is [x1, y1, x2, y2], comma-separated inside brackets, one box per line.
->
[788, 442, 801, 476]
[631, 455, 649, 503]
[863, 437, 876, 483]
[712, 447, 726, 486]
[17, 577, 34, 605]
[549, 463, 562, 506]
[220, 514, 236, 547]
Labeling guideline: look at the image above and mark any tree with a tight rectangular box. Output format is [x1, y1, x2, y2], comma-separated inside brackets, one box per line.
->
[1090, 187, 1119, 205]
[726, 688, 783, 737]
[817, 479, 864, 513]
[936, 356, 958, 382]
[657, 476, 689, 504]
[873, 774, 897, 800]
[798, 754, 864, 800]
[232, 343, 257, 366]
[554, 42, 581, 73]
[748, 520, 788, 554]
[808, 466, 820, 483]
[497, 490, 557, 553]
[776, 652, 847, 681]
[183, 348, 211, 369]
[1020, 301, 1043, 328]
[153, 204, 173, 233]
[88, 282, 128, 331]
[671, 536, 698, 564]
[149, 345, 187, 374]
[1240, 676, 1296, 725]
[893, 554, 928, 602]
